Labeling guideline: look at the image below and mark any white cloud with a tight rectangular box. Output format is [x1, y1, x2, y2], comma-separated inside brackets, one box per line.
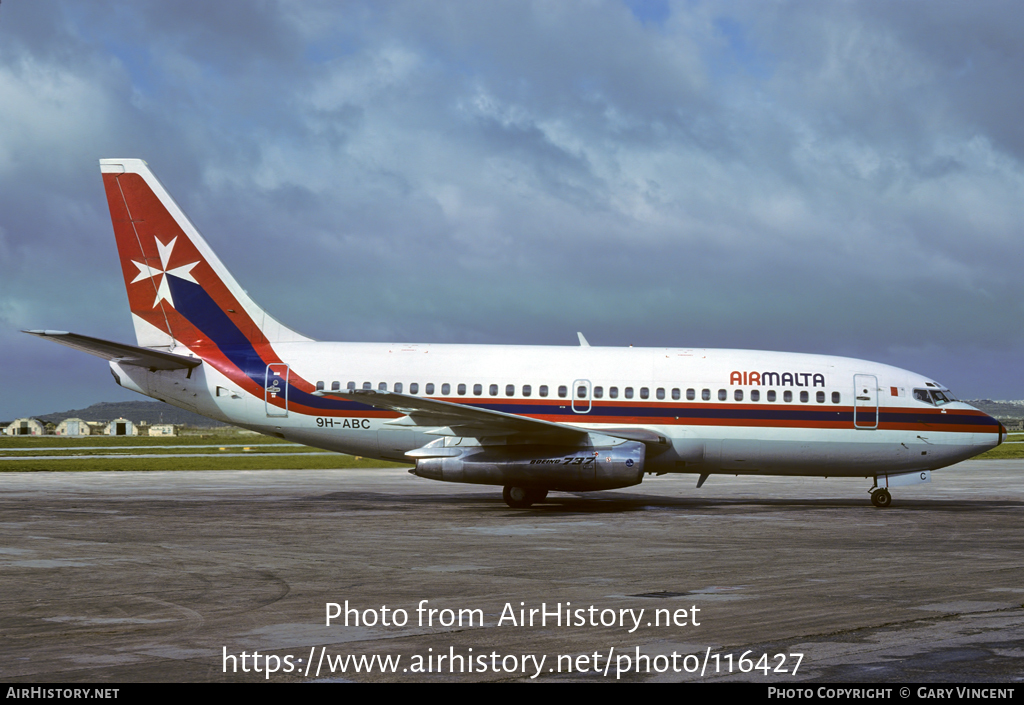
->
[0, 58, 116, 176]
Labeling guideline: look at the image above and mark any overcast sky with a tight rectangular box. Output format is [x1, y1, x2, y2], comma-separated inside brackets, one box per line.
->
[2, 0, 1023, 420]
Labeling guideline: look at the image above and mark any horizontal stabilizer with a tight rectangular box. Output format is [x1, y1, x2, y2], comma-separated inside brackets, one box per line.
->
[23, 330, 202, 370]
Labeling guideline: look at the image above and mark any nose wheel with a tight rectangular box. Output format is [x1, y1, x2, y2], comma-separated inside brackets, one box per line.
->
[870, 488, 892, 508]
[502, 486, 548, 508]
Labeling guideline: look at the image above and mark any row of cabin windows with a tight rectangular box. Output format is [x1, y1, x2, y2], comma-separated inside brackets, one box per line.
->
[314, 380, 843, 404]
[316, 381, 568, 397]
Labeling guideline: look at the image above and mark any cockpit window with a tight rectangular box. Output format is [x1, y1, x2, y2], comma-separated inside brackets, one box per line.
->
[914, 388, 956, 406]
[931, 390, 952, 405]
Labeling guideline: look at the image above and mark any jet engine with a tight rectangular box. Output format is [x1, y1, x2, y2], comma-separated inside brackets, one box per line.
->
[408, 440, 645, 492]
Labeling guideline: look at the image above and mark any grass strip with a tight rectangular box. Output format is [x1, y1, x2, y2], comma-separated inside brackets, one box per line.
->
[0, 434, 292, 449]
[0, 454, 409, 472]
[974, 444, 1024, 460]
[0, 446, 322, 457]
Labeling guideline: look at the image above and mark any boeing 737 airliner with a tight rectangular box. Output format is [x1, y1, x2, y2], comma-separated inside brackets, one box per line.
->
[26, 159, 1006, 508]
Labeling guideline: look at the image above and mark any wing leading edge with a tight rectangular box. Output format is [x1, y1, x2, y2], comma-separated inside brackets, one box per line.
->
[315, 388, 589, 440]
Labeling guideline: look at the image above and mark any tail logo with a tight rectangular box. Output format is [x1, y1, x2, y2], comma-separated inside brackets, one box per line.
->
[130, 236, 200, 308]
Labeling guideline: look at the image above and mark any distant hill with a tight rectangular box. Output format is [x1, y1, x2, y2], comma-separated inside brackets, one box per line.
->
[963, 400, 1024, 420]
[29, 401, 228, 428]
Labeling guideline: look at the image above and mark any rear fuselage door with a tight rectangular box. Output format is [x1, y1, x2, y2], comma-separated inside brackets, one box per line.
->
[853, 374, 878, 429]
[266, 363, 290, 417]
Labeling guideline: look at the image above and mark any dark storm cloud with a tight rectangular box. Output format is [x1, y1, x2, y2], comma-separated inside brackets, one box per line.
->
[1, 0, 1023, 419]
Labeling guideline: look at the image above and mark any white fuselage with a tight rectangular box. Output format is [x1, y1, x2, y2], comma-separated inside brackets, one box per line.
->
[113, 342, 1003, 480]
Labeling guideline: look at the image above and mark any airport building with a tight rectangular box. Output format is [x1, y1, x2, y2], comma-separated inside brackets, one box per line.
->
[3, 416, 183, 437]
[54, 418, 93, 436]
[3, 418, 46, 436]
[103, 418, 138, 436]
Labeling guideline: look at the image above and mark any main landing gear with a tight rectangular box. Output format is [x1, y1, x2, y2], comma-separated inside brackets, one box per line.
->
[869, 487, 892, 508]
[502, 486, 548, 509]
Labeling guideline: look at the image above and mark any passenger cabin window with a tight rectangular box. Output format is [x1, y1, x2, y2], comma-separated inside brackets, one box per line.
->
[362, 381, 372, 390]
[540, 385, 549, 397]
[457, 383, 466, 395]
[394, 382, 403, 393]
[672, 388, 680, 400]
[441, 383, 450, 395]
[558, 385, 568, 398]
[750, 389, 760, 402]
[767, 390, 776, 402]
[506, 384, 515, 396]
[347, 381, 356, 390]
[657, 388, 665, 400]
[687, 388, 695, 401]
[523, 385, 532, 397]
[490, 384, 498, 396]
[577, 385, 587, 398]
[702, 389, 711, 401]
[316, 381, 324, 391]
[734, 389, 743, 401]
[640, 387, 649, 399]
[783, 390, 792, 402]
[594, 386, 604, 399]
[331, 381, 341, 391]
[474, 384, 483, 396]
[609, 387, 619, 399]
[718, 389, 727, 401]
[410, 383, 419, 394]
[816, 391, 825, 403]
[425, 383, 435, 395]
[625, 387, 634, 399]
[800, 391, 808, 403]
[832, 391, 840, 403]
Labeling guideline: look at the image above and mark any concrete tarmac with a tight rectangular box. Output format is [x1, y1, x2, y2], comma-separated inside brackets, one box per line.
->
[1, 460, 1022, 683]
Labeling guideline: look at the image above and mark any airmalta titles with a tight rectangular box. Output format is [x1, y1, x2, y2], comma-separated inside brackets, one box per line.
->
[729, 371, 826, 387]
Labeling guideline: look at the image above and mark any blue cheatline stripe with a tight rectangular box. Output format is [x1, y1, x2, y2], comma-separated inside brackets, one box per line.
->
[166, 277, 1003, 429]
[466, 401, 1000, 428]
[169, 276, 361, 412]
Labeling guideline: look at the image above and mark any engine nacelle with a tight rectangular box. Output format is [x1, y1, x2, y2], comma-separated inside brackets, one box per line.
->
[410, 441, 646, 491]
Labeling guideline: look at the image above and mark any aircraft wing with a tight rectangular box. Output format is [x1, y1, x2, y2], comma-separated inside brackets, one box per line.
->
[22, 330, 202, 371]
[315, 389, 673, 450]
[315, 388, 590, 440]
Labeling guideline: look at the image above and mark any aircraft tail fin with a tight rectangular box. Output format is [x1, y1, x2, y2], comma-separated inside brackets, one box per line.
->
[99, 158, 312, 352]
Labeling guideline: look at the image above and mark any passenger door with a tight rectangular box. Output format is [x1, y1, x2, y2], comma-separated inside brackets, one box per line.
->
[853, 374, 878, 429]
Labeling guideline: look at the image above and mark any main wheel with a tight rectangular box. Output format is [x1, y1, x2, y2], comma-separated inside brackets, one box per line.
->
[870, 488, 892, 508]
[503, 485, 540, 508]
